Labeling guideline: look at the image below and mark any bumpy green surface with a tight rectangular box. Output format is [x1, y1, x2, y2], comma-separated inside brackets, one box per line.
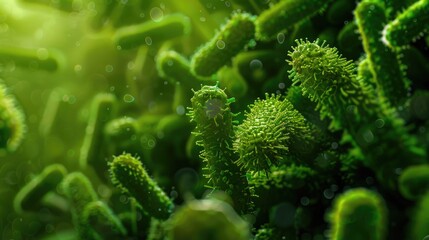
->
[3, 0, 429, 239]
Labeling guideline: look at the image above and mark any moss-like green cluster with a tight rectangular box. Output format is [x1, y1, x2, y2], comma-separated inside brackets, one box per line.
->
[2, 0, 429, 239]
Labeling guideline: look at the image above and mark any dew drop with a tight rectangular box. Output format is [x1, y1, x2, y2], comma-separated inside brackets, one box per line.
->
[176, 105, 185, 115]
[36, 48, 49, 60]
[277, 33, 285, 44]
[250, 59, 263, 69]
[150, 7, 164, 22]
[123, 94, 135, 103]
[105, 65, 114, 73]
[216, 40, 226, 49]
[74, 65, 82, 72]
[145, 37, 153, 45]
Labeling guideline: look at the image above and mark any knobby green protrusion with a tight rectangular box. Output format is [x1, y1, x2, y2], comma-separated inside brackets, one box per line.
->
[234, 94, 315, 173]
[188, 85, 252, 214]
[255, 0, 331, 41]
[0, 46, 61, 72]
[114, 14, 191, 50]
[288, 39, 426, 189]
[80, 93, 117, 175]
[109, 153, 174, 220]
[382, 0, 429, 48]
[82, 201, 127, 239]
[399, 164, 429, 200]
[191, 12, 256, 77]
[61, 172, 99, 240]
[0, 81, 26, 154]
[329, 188, 387, 240]
[355, 0, 409, 106]
[14, 164, 67, 214]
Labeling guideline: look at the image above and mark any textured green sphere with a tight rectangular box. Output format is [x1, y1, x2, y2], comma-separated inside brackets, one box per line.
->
[234, 94, 312, 172]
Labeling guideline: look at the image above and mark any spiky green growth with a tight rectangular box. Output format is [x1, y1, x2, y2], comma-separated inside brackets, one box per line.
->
[382, 0, 429, 48]
[114, 14, 191, 50]
[0, 82, 26, 154]
[188, 85, 252, 214]
[109, 153, 174, 220]
[329, 188, 387, 240]
[411, 192, 429, 240]
[191, 12, 256, 77]
[399, 165, 429, 200]
[61, 172, 99, 240]
[0, 46, 61, 71]
[288, 39, 426, 189]
[255, 0, 331, 41]
[80, 93, 117, 172]
[14, 164, 67, 214]
[167, 199, 250, 240]
[82, 201, 127, 239]
[355, 0, 409, 105]
[234, 94, 314, 172]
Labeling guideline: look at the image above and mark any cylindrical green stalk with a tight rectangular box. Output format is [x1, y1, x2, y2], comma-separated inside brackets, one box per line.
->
[329, 188, 387, 240]
[80, 93, 117, 175]
[191, 13, 255, 77]
[410, 192, 429, 240]
[288, 40, 426, 189]
[113, 14, 191, 50]
[61, 172, 99, 240]
[399, 164, 429, 200]
[109, 153, 174, 220]
[188, 85, 253, 214]
[382, 0, 429, 48]
[82, 201, 127, 239]
[14, 164, 67, 213]
[0, 46, 61, 72]
[355, 0, 409, 105]
[255, 0, 331, 40]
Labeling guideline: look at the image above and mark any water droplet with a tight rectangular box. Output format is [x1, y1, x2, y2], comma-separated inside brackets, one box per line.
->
[127, 61, 135, 70]
[150, 7, 164, 22]
[331, 142, 338, 149]
[74, 65, 82, 72]
[277, 33, 285, 44]
[200, 17, 206, 22]
[323, 189, 334, 199]
[176, 105, 185, 115]
[362, 129, 374, 143]
[36, 48, 49, 60]
[250, 59, 263, 69]
[366, 177, 374, 185]
[278, 82, 286, 89]
[145, 36, 152, 45]
[123, 94, 135, 103]
[216, 40, 226, 49]
[105, 65, 114, 72]
[225, 1, 231, 7]
[375, 119, 385, 128]
[300, 197, 310, 206]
